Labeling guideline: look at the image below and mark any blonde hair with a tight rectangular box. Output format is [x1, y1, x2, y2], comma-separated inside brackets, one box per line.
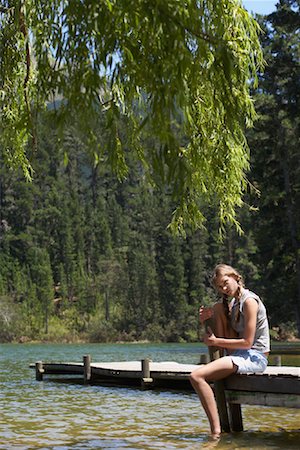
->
[211, 264, 244, 290]
[211, 264, 245, 326]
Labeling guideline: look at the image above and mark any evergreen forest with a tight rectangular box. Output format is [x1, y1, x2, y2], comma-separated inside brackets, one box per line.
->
[0, 2, 299, 343]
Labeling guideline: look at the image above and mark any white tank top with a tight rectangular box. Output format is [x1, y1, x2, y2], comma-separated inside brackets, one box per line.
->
[230, 289, 270, 353]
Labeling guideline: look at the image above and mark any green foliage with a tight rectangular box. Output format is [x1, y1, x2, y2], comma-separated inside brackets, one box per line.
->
[87, 313, 118, 343]
[0, 0, 264, 231]
[0, 295, 22, 341]
[246, 0, 300, 333]
[0, 0, 299, 341]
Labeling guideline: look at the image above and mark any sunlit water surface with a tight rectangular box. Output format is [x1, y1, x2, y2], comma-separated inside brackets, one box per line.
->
[0, 343, 299, 449]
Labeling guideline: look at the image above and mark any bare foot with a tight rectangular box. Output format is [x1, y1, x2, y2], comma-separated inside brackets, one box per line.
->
[210, 432, 221, 441]
[202, 434, 221, 448]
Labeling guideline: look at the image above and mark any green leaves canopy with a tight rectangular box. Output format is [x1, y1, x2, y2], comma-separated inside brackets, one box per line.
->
[0, 0, 263, 231]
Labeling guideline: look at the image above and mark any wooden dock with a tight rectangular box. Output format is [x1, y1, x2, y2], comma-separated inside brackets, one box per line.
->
[32, 356, 300, 432]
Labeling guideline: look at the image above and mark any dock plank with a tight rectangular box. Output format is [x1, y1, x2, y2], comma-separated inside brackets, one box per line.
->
[93, 361, 196, 373]
[226, 391, 300, 408]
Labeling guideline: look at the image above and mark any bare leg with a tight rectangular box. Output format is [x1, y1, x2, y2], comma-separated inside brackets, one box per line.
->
[212, 302, 237, 338]
[190, 356, 237, 436]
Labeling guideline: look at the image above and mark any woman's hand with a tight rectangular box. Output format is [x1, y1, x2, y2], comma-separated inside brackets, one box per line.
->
[203, 327, 217, 347]
[199, 305, 214, 324]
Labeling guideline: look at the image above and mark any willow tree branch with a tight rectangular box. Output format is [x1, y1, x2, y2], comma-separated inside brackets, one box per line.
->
[18, 3, 37, 150]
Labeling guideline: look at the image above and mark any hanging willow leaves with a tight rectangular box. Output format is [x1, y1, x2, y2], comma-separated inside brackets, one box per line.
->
[0, 0, 264, 231]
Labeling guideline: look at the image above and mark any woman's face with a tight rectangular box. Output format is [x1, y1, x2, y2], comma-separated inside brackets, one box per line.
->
[215, 274, 239, 297]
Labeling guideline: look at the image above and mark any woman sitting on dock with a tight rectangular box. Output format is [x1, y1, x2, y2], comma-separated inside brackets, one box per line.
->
[190, 263, 270, 438]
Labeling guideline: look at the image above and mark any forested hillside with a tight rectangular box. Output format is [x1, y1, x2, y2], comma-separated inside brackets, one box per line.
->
[0, 1, 299, 342]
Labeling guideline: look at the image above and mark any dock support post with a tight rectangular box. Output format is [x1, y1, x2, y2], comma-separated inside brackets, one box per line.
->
[208, 348, 231, 432]
[83, 354, 92, 384]
[274, 355, 282, 366]
[228, 403, 243, 431]
[199, 354, 209, 364]
[206, 319, 231, 433]
[35, 361, 44, 381]
[141, 358, 153, 389]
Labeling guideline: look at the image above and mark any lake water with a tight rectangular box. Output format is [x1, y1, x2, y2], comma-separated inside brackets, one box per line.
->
[0, 343, 299, 449]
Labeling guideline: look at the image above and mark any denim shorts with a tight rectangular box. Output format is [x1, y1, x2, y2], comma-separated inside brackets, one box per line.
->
[229, 349, 268, 374]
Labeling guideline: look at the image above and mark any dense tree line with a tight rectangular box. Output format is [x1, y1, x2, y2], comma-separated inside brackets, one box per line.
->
[0, 111, 261, 343]
[0, 1, 299, 342]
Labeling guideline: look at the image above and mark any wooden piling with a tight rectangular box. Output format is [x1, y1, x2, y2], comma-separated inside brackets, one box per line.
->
[199, 353, 209, 364]
[274, 355, 282, 366]
[83, 354, 91, 384]
[35, 361, 44, 381]
[228, 403, 243, 431]
[205, 319, 231, 433]
[141, 358, 153, 389]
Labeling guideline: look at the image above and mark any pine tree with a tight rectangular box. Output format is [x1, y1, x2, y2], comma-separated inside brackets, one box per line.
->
[248, 0, 300, 334]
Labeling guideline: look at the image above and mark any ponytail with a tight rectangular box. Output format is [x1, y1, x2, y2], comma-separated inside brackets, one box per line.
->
[222, 294, 231, 327]
[232, 281, 243, 325]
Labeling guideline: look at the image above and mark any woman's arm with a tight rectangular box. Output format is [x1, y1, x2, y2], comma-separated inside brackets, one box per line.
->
[199, 305, 214, 323]
[204, 298, 258, 350]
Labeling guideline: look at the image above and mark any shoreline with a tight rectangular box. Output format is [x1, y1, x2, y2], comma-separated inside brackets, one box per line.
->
[1, 337, 299, 345]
